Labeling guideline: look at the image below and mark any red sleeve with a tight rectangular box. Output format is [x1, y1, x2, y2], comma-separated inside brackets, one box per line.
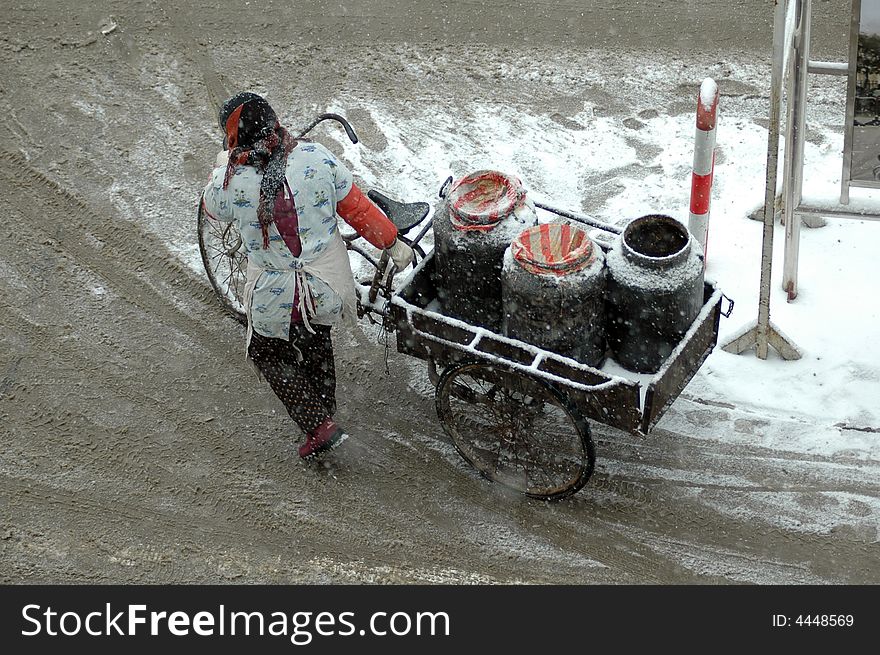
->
[337, 184, 398, 249]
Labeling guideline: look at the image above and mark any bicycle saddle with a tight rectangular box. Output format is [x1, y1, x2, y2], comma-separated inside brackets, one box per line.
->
[367, 190, 430, 233]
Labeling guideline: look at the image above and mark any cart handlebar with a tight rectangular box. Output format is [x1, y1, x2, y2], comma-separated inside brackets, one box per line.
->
[297, 113, 359, 144]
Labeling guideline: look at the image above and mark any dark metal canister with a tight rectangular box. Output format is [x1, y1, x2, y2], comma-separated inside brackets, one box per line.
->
[605, 214, 704, 373]
[501, 224, 607, 367]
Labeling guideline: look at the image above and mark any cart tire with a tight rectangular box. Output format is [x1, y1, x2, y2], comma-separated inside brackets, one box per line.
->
[436, 360, 594, 500]
[197, 197, 247, 324]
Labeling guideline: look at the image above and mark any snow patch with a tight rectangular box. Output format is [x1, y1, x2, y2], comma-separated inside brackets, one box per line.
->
[699, 77, 718, 108]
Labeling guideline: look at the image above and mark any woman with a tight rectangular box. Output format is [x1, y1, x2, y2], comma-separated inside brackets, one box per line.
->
[202, 92, 413, 459]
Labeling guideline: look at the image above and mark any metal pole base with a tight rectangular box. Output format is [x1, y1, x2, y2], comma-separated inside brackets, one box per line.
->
[752, 198, 831, 228]
[800, 213, 827, 229]
[748, 194, 783, 222]
[721, 319, 802, 360]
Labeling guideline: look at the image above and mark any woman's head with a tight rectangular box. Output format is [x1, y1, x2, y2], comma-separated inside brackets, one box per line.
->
[218, 92, 278, 150]
[218, 92, 298, 249]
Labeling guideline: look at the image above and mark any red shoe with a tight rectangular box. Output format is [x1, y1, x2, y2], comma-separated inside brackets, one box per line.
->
[299, 418, 347, 459]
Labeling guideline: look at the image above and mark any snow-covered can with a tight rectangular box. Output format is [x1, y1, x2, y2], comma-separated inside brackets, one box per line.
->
[605, 214, 704, 373]
[502, 223, 607, 367]
[434, 171, 537, 331]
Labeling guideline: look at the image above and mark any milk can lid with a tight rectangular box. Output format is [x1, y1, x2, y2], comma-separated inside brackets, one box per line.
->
[447, 170, 524, 231]
[511, 223, 596, 276]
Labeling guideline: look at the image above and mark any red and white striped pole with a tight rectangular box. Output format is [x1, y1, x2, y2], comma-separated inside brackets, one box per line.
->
[688, 78, 719, 265]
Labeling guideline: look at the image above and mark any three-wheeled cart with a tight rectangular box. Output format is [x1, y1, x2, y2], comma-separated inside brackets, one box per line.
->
[368, 250, 730, 500]
[198, 114, 732, 501]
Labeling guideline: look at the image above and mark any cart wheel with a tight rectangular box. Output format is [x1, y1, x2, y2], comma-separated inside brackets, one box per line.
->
[436, 361, 594, 500]
[197, 198, 247, 324]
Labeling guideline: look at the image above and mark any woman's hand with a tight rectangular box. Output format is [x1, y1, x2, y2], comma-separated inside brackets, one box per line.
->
[386, 238, 414, 270]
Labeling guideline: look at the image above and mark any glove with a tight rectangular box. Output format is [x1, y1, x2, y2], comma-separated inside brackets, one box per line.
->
[214, 150, 229, 168]
[386, 237, 414, 271]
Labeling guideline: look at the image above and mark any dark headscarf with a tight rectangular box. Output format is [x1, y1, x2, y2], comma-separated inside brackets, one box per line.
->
[218, 92, 297, 248]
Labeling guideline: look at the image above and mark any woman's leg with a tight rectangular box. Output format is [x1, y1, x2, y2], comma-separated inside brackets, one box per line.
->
[247, 330, 329, 435]
[292, 323, 337, 416]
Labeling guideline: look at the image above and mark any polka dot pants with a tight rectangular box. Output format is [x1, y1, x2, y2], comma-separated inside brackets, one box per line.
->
[248, 323, 336, 435]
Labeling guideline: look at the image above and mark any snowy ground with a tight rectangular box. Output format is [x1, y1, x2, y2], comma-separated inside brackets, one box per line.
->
[1, 1, 877, 584]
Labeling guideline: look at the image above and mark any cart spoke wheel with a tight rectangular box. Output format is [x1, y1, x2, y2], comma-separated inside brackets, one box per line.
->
[436, 361, 594, 500]
[197, 198, 248, 324]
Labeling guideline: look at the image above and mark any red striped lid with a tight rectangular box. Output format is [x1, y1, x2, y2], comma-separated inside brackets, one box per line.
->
[511, 223, 596, 276]
[447, 170, 525, 232]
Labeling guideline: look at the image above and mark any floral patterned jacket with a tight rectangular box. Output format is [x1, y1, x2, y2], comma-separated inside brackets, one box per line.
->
[203, 142, 362, 340]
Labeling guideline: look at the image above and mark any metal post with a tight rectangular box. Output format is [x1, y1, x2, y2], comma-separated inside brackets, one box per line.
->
[841, 0, 862, 205]
[688, 78, 719, 264]
[722, 0, 801, 361]
[781, 0, 812, 301]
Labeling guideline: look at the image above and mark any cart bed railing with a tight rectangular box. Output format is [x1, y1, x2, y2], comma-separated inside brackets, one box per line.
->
[387, 252, 723, 436]
[641, 281, 724, 433]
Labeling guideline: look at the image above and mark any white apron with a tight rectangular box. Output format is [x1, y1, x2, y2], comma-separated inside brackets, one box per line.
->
[243, 229, 357, 361]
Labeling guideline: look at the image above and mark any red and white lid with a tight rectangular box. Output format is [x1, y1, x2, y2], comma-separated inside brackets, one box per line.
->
[447, 170, 527, 232]
[511, 223, 596, 276]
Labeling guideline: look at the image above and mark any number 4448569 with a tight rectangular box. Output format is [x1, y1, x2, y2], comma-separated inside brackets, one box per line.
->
[795, 615, 854, 627]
